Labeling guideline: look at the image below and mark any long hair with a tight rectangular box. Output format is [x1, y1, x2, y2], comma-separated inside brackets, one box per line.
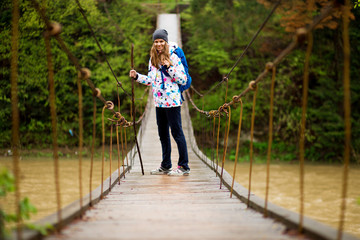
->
[150, 42, 172, 69]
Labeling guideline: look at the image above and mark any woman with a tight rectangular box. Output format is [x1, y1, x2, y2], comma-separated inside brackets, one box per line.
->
[129, 29, 190, 176]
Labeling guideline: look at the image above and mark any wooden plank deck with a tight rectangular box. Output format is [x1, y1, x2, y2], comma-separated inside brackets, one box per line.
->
[45, 98, 296, 240]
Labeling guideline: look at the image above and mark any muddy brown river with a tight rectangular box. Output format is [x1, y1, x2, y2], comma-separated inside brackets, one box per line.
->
[0, 156, 359, 238]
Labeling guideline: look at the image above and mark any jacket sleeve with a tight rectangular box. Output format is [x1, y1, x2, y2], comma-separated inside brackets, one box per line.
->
[136, 60, 156, 86]
[165, 54, 187, 86]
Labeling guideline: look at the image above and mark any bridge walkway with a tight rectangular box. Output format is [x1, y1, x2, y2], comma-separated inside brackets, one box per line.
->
[45, 99, 295, 240]
[45, 13, 296, 240]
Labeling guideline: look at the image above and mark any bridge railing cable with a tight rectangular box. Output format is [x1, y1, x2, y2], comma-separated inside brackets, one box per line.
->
[186, 1, 352, 239]
[74, 0, 131, 97]
[201, 0, 281, 98]
[8, 0, 151, 235]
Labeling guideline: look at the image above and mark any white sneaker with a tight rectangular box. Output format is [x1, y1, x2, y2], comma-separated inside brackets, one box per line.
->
[167, 166, 190, 176]
[150, 166, 172, 175]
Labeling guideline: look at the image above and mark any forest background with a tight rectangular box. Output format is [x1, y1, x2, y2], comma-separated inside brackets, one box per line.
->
[0, 0, 359, 163]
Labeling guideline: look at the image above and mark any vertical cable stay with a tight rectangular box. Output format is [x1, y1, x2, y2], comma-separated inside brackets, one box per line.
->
[231, 99, 243, 198]
[337, 1, 351, 239]
[264, 65, 276, 217]
[220, 107, 231, 189]
[101, 106, 106, 199]
[109, 124, 113, 190]
[215, 116, 221, 176]
[90, 94, 96, 205]
[247, 83, 258, 208]
[130, 44, 145, 175]
[298, 31, 313, 232]
[10, 0, 22, 238]
[77, 71, 84, 212]
[44, 30, 62, 228]
[116, 125, 121, 185]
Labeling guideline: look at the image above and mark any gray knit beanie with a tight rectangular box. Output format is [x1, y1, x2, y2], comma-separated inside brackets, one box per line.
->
[152, 29, 168, 42]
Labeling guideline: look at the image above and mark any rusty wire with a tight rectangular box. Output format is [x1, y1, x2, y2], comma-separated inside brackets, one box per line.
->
[44, 30, 62, 227]
[202, 0, 281, 97]
[109, 124, 113, 190]
[264, 66, 277, 217]
[10, 0, 22, 238]
[230, 99, 243, 198]
[220, 106, 231, 189]
[215, 116, 221, 175]
[130, 44, 144, 175]
[77, 71, 84, 212]
[247, 85, 258, 208]
[121, 127, 126, 176]
[90, 94, 96, 205]
[29, 0, 148, 129]
[186, 2, 335, 118]
[298, 31, 313, 231]
[101, 105, 106, 199]
[74, 0, 130, 97]
[337, 1, 351, 239]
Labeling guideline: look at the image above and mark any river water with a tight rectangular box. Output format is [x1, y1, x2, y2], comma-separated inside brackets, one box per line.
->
[223, 161, 360, 238]
[0, 156, 359, 238]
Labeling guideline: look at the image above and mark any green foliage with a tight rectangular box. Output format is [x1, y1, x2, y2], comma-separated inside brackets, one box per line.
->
[0, 168, 14, 197]
[1, 0, 155, 149]
[0, 168, 43, 238]
[184, 0, 360, 162]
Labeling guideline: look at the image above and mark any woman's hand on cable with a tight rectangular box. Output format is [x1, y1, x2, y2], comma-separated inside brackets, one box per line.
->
[129, 69, 137, 79]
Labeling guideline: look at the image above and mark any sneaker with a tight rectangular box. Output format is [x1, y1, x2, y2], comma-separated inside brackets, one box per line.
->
[167, 166, 190, 176]
[150, 166, 172, 175]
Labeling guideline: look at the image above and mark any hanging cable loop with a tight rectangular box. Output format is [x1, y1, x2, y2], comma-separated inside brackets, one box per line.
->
[94, 88, 101, 97]
[265, 62, 274, 71]
[249, 81, 257, 91]
[114, 112, 122, 119]
[106, 101, 114, 110]
[48, 21, 62, 36]
[296, 28, 308, 44]
[78, 68, 91, 80]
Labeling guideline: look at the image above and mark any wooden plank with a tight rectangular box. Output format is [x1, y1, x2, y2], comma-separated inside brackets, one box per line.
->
[44, 86, 294, 240]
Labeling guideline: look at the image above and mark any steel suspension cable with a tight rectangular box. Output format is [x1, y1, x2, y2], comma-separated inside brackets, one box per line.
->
[29, 0, 117, 113]
[247, 84, 258, 208]
[186, 2, 335, 119]
[101, 105, 106, 199]
[215, 116, 221, 176]
[116, 125, 121, 184]
[337, 1, 351, 239]
[109, 124, 113, 190]
[298, 31, 313, 232]
[74, 0, 130, 97]
[264, 66, 277, 217]
[120, 127, 126, 176]
[77, 73, 84, 211]
[220, 106, 231, 189]
[44, 30, 62, 227]
[130, 44, 144, 175]
[10, 0, 22, 238]
[124, 128, 129, 169]
[203, 0, 281, 97]
[230, 99, 243, 198]
[90, 94, 96, 205]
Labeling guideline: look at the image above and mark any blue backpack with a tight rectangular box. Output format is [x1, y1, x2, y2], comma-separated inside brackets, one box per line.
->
[159, 47, 192, 100]
[172, 47, 192, 94]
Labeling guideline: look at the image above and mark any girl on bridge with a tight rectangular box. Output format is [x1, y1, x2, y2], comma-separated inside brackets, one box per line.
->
[129, 29, 190, 176]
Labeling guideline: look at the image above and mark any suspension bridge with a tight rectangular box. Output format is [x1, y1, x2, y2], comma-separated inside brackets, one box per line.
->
[6, 0, 358, 240]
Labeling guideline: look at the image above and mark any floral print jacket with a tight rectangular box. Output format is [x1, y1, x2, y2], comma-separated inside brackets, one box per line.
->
[136, 42, 187, 108]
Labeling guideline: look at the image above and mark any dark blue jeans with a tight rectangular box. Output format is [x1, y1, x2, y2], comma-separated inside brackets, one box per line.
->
[156, 107, 189, 170]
